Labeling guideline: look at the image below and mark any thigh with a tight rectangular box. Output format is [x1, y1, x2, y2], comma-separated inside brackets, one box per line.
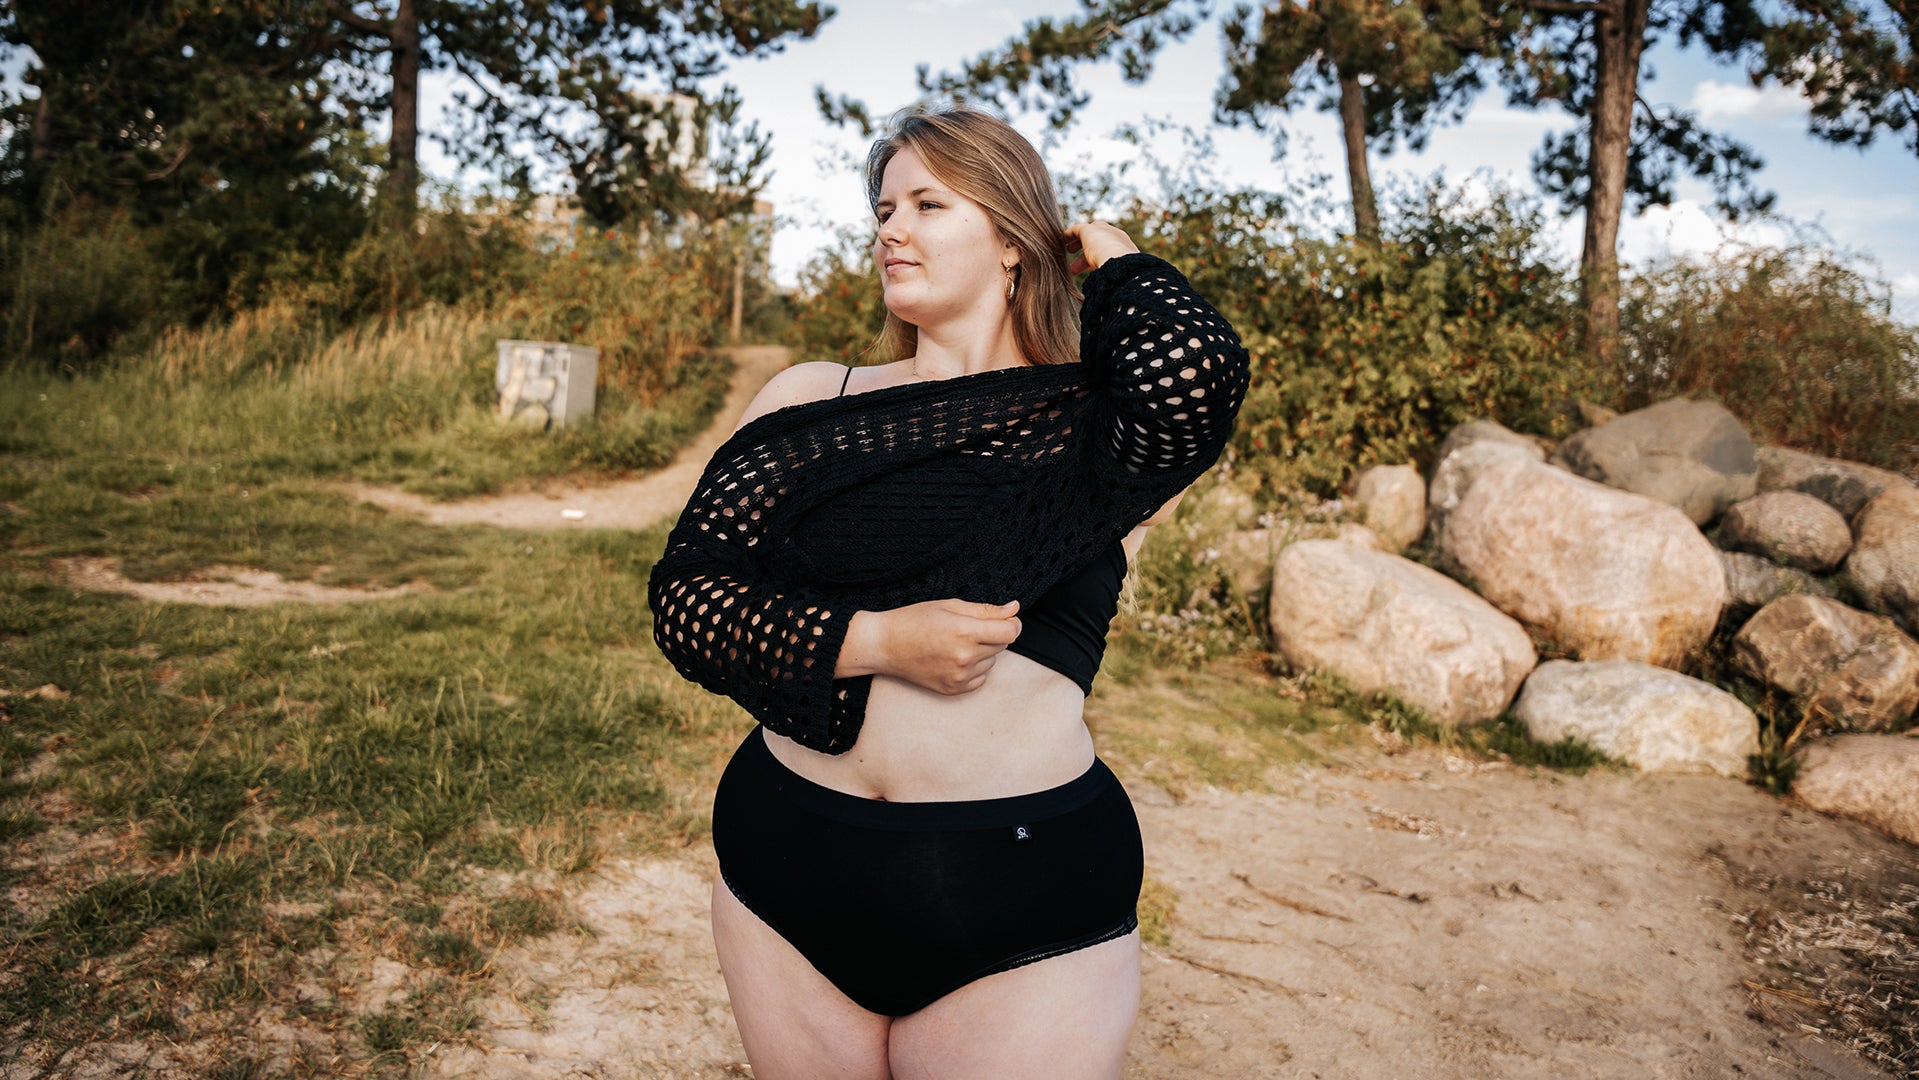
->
[886, 929, 1141, 1080]
[710, 875, 893, 1080]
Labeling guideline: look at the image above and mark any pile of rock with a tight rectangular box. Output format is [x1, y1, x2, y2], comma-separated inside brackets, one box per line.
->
[1241, 397, 1919, 846]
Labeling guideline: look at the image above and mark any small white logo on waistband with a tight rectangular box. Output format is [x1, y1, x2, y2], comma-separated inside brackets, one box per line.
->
[1014, 825, 1032, 842]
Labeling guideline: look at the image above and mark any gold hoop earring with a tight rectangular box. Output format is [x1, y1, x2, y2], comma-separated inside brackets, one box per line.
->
[1004, 266, 1018, 301]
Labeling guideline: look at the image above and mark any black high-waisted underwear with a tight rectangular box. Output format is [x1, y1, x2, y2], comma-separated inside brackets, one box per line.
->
[712, 727, 1143, 1017]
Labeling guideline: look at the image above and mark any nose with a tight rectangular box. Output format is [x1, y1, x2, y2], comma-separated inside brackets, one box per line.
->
[876, 214, 905, 247]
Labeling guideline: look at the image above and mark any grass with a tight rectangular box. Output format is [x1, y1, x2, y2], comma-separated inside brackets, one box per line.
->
[0, 312, 742, 1072]
[0, 506, 736, 1073]
[0, 301, 732, 503]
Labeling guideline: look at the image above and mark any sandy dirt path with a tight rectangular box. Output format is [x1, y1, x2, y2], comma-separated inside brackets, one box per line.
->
[419, 742, 1911, 1080]
[336, 345, 791, 532]
[55, 556, 434, 607]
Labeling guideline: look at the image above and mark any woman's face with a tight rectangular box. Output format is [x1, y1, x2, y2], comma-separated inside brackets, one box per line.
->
[871, 146, 1017, 330]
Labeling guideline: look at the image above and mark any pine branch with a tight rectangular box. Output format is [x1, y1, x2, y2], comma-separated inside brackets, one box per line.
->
[1524, 0, 1616, 16]
[326, 3, 391, 40]
[445, 48, 506, 112]
[143, 140, 192, 182]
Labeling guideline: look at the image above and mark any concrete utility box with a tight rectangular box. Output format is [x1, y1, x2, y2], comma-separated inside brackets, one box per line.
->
[496, 340, 599, 431]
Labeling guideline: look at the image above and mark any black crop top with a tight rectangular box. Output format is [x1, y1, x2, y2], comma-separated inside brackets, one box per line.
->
[804, 368, 1127, 694]
[649, 253, 1249, 753]
[1004, 540, 1127, 693]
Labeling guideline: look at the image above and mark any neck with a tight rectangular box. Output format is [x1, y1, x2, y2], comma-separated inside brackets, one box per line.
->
[910, 312, 1026, 380]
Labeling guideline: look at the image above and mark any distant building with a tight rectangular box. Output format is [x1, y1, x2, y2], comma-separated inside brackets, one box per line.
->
[527, 193, 584, 249]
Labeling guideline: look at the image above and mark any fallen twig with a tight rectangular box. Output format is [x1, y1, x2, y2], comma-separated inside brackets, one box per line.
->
[1166, 952, 1306, 996]
[1233, 872, 1353, 922]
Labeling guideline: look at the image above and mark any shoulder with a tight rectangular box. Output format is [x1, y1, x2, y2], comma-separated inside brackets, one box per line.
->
[731, 361, 851, 436]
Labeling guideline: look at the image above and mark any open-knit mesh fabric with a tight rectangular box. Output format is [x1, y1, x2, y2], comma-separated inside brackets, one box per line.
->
[648, 254, 1249, 753]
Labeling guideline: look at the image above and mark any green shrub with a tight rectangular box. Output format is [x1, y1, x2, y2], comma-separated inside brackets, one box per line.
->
[1620, 241, 1919, 473]
[1127, 179, 1588, 498]
[0, 204, 172, 368]
[500, 227, 735, 406]
[264, 201, 539, 326]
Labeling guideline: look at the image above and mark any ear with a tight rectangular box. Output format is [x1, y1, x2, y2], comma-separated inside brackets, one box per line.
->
[1001, 241, 1020, 271]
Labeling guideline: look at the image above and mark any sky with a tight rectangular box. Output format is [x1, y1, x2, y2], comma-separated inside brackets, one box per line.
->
[423, 0, 1918, 319]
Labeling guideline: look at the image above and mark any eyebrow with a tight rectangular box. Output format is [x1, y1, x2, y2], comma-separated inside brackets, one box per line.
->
[874, 185, 943, 211]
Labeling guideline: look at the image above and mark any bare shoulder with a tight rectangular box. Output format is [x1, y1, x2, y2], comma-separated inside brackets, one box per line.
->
[731, 361, 851, 436]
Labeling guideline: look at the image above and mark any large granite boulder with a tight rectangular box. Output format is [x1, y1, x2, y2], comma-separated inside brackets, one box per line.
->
[1716, 491, 1853, 573]
[1513, 660, 1759, 777]
[1717, 550, 1832, 621]
[1435, 418, 1545, 466]
[1551, 398, 1759, 526]
[1269, 540, 1536, 728]
[1756, 445, 1913, 520]
[1351, 464, 1426, 552]
[1427, 424, 1547, 540]
[1847, 486, 1919, 633]
[1439, 458, 1726, 668]
[1731, 595, 1919, 731]
[1793, 735, 1919, 846]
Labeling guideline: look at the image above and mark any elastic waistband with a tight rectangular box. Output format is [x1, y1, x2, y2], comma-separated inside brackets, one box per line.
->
[728, 727, 1118, 832]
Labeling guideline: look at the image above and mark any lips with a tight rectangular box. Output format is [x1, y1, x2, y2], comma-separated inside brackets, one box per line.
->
[883, 257, 918, 274]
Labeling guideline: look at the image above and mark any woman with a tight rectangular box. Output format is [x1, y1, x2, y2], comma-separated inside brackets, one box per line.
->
[649, 103, 1249, 1079]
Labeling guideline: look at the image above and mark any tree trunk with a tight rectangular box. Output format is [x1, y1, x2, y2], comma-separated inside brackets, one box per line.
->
[730, 251, 746, 344]
[1337, 68, 1379, 245]
[387, 0, 421, 221]
[30, 90, 51, 160]
[1581, 0, 1649, 369]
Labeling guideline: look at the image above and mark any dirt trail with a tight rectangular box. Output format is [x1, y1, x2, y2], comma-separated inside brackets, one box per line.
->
[56, 556, 433, 607]
[419, 742, 1912, 1080]
[336, 345, 790, 533]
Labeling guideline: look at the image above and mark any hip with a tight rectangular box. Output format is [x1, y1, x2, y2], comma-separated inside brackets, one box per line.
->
[712, 725, 1142, 1016]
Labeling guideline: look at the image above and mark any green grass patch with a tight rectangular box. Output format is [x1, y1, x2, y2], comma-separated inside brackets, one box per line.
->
[1137, 873, 1179, 949]
[1297, 670, 1620, 774]
[0, 402, 744, 1070]
[1088, 630, 1361, 797]
[0, 303, 731, 502]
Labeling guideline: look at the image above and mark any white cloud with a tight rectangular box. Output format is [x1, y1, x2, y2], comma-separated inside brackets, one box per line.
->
[1618, 199, 1793, 267]
[1688, 79, 1807, 121]
[1892, 274, 1919, 324]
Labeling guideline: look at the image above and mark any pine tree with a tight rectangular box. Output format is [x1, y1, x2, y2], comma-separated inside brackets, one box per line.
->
[1764, 0, 1916, 155]
[318, 0, 833, 224]
[906, 1, 1502, 244]
[1499, 0, 1784, 366]
[1217, 0, 1509, 244]
[0, 0, 368, 313]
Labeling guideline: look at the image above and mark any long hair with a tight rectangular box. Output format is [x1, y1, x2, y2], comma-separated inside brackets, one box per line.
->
[863, 103, 1080, 366]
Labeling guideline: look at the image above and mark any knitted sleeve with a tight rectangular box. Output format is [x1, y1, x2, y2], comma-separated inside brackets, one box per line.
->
[646, 439, 865, 754]
[1079, 253, 1250, 477]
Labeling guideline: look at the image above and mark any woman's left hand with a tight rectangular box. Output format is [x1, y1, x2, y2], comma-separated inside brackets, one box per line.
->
[1064, 221, 1140, 276]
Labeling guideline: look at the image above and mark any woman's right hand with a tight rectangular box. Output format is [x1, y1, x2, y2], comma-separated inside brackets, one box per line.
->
[837, 599, 1022, 695]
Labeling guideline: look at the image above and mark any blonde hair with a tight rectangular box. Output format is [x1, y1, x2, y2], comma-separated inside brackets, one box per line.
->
[863, 103, 1080, 366]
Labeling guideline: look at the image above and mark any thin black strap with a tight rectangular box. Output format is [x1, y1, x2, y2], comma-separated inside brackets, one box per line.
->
[837, 366, 853, 398]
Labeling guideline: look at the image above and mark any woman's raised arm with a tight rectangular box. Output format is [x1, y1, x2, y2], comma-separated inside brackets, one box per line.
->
[1069, 228, 1251, 479]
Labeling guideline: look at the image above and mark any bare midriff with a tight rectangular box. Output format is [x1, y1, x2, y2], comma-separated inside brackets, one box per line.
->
[761, 527, 1146, 803]
[762, 652, 1095, 802]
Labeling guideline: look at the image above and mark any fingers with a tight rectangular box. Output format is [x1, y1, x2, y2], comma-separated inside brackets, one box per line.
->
[1061, 221, 1139, 274]
[939, 598, 1019, 620]
[975, 615, 1022, 647]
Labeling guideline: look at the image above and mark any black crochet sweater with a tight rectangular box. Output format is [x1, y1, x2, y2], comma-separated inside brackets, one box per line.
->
[647, 253, 1250, 753]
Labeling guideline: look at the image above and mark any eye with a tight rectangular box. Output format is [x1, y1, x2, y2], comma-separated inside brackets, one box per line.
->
[919, 200, 941, 211]
[875, 209, 892, 224]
